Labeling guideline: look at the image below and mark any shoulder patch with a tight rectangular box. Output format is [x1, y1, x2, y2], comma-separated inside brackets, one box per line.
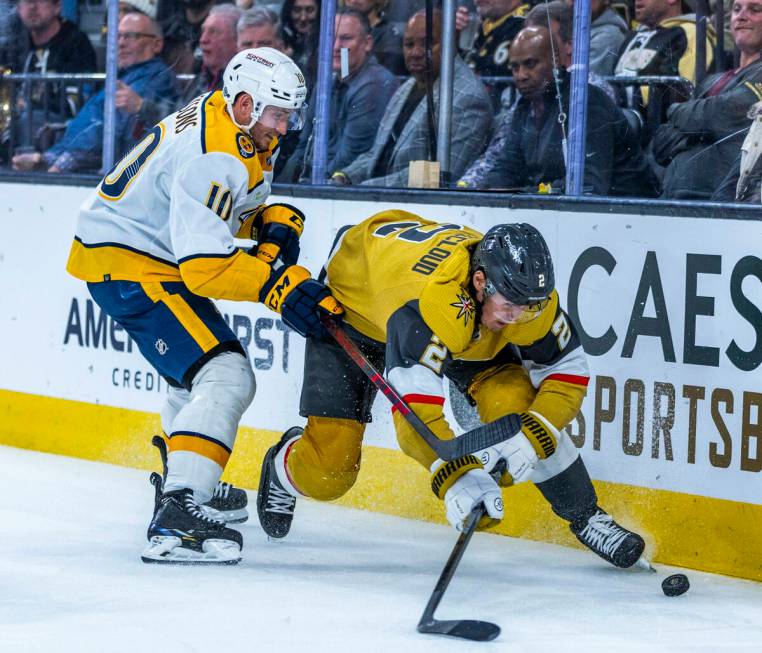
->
[236, 132, 255, 159]
[420, 281, 475, 355]
[449, 291, 476, 327]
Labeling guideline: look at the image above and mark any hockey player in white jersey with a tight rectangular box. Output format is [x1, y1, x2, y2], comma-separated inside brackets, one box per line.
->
[66, 47, 343, 564]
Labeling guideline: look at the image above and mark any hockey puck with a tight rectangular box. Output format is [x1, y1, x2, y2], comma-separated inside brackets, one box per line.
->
[662, 574, 690, 597]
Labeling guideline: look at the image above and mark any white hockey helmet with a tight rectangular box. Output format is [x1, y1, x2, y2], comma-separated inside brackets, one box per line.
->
[222, 47, 308, 133]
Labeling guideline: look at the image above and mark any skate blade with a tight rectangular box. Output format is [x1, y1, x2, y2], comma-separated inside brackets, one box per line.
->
[141, 536, 242, 565]
[634, 556, 657, 573]
[200, 505, 249, 525]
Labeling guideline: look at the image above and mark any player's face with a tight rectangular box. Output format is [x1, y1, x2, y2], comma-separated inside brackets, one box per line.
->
[473, 270, 547, 330]
[250, 105, 295, 149]
[480, 292, 544, 330]
[731, 0, 762, 53]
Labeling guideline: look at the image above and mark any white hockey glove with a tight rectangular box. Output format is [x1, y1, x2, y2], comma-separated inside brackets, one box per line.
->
[430, 456, 504, 532]
[478, 411, 560, 487]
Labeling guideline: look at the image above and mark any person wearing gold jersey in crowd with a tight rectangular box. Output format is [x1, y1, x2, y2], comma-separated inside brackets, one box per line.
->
[257, 210, 647, 570]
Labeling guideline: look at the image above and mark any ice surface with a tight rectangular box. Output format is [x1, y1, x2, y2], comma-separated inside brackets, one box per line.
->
[1, 445, 760, 652]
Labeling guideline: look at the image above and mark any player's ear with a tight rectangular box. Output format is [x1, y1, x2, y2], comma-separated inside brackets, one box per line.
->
[472, 270, 486, 294]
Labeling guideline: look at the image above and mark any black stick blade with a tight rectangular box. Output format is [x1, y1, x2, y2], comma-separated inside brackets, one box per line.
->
[417, 618, 501, 642]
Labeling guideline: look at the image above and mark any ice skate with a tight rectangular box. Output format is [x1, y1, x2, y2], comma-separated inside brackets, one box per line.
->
[142, 488, 243, 565]
[571, 507, 645, 568]
[257, 427, 302, 539]
[152, 435, 248, 524]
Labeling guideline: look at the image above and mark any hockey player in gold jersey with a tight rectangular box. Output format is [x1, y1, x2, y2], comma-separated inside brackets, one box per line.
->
[258, 210, 646, 569]
[66, 48, 342, 564]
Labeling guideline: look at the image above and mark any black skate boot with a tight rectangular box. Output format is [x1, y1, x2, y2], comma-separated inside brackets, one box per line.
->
[142, 488, 243, 565]
[152, 435, 248, 524]
[570, 507, 645, 568]
[257, 427, 302, 539]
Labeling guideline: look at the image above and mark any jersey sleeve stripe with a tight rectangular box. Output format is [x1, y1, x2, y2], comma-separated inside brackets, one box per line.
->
[546, 373, 590, 386]
[177, 249, 238, 265]
[391, 393, 445, 414]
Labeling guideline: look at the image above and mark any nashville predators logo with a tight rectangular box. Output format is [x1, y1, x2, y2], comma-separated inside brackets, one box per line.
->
[450, 292, 475, 326]
[236, 133, 255, 159]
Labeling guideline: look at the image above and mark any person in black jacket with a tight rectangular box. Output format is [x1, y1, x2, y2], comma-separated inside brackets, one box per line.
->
[482, 26, 660, 196]
[656, 0, 762, 199]
[7, 0, 96, 151]
[279, 9, 399, 182]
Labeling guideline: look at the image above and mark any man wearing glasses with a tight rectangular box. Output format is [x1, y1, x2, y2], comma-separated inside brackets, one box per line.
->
[257, 212, 648, 573]
[12, 11, 176, 173]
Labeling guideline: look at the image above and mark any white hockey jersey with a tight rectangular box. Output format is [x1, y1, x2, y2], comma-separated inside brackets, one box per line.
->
[67, 90, 279, 302]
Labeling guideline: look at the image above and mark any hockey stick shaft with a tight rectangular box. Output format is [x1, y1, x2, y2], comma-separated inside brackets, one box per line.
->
[418, 504, 483, 626]
[322, 318, 522, 460]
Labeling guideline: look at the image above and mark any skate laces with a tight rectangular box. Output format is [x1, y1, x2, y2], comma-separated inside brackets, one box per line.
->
[266, 481, 295, 515]
[213, 481, 231, 499]
[180, 492, 226, 525]
[578, 511, 628, 557]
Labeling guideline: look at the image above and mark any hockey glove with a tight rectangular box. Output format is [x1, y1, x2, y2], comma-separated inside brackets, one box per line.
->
[259, 264, 343, 338]
[478, 411, 559, 487]
[430, 456, 504, 532]
[246, 203, 305, 268]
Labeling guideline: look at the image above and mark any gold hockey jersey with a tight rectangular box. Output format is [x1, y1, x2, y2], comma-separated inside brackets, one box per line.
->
[323, 210, 589, 465]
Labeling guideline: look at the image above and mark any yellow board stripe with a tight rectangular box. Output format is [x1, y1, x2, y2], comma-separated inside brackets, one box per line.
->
[140, 282, 219, 353]
[168, 432, 230, 468]
[1, 388, 761, 582]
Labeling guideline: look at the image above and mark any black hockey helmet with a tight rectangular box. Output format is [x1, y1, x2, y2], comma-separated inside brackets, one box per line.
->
[471, 223, 554, 307]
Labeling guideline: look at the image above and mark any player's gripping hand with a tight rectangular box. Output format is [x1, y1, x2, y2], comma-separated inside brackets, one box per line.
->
[259, 264, 343, 338]
[430, 456, 504, 532]
[248, 203, 305, 267]
[478, 411, 559, 487]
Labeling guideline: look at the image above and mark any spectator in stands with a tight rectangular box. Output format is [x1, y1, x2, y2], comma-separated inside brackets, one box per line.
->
[157, 0, 214, 74]
[458, 0, 618, 189]
[7, 0, 97, 150]
[7, 0, 95, 74]
[344, 0, 406, 75]
[566, 0, 628, 76]
[614, 0, 716, 134]
[465, 0, 529, 77]
[713, 100, 762, 202]
[280, 0, 320, 88]
[479, 26, 659, 195]
[655, 0, 762, 199]
[136, 4, 240, 128]
[330, 9, 492, 187]
[119, 0, 158, 22]
[280, 8, 399, 182]
[11, 11, 176, 173]
[237, 6, 285, 51]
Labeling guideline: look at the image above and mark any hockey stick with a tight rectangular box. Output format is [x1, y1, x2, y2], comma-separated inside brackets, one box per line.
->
[321, 317, 522, 460]
[416, 459, 506, 642]
[417, 504, 499, 641]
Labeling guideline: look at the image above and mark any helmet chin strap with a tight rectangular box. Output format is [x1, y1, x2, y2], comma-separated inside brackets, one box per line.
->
[225, 104, 257, 134]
